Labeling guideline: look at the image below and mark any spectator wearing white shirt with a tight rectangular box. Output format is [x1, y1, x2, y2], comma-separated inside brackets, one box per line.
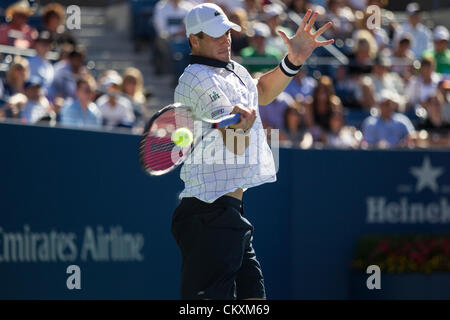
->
[96, 71, 135, 128]
[406, 57, 442, 109]
[394, 2, 433, 59]
[152, 0, 195, 77]
[369, 55, 406, 111]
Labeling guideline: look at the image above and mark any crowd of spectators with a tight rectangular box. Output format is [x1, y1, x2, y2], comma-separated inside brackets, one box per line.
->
[0, 1, 147, 131]
[1, 0, 449, 150]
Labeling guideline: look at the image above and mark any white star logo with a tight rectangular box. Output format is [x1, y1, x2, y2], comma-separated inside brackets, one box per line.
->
[409, 156, 444, 193]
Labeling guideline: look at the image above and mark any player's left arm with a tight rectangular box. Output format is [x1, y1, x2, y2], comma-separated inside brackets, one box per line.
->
[256, 10, 334, 106]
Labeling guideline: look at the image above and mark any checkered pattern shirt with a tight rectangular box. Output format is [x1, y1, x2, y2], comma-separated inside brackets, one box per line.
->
[174, 60, 277, 203]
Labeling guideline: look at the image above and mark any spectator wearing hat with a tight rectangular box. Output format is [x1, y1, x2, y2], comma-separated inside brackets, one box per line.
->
[406, 57, 442, 109]
[28, 30, 55, 92]
[0, 0, 38, 49]
[423, 26, 450, 74]
[61, 75, 101, 128]
[41, 2, 77, 47]
[0, 55, 29, 102]
[21, 76, 51, 124]
[263, 3, 293, 55]
[362, 89, 415, 148]
[394, 2, 432, 59]
[95, 70, 135, 128]
[0, 93, 27, 121]
[240, 22, 282, 74]
[369, 55, 406, 111]
[48, 45, 88, 102]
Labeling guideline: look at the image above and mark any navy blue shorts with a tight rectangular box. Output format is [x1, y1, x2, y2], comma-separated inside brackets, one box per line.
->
[171, 196, 266, 300]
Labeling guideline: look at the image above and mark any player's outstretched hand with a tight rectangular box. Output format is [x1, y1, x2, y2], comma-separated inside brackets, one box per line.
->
[278, 9, 335, 66]
[229, 104, 257, 132]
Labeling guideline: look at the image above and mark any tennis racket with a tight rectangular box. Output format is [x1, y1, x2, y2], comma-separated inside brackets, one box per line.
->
[139, 103, 241, 176]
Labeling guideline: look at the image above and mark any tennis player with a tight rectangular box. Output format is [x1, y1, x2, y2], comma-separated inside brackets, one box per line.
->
[172, 3, 334, 300]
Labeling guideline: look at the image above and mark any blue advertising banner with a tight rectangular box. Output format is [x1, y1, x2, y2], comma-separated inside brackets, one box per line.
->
[0, 122, 449, 299]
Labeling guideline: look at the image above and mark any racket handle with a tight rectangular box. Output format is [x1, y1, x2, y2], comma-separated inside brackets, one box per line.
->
[215, 113, 241, 128]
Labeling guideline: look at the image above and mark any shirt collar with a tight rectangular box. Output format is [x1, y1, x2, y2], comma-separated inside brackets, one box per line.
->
[189, 54, 246, 87]
[189, 55, 235, 71]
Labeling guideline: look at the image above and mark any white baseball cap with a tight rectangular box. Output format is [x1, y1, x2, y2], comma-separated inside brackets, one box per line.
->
[433, 25, 449, 41]
[185, 3, 241, 38]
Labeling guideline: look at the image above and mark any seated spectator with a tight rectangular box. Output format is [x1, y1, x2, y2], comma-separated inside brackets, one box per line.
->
[406, 57, 442, 109]
[279, 104, 311, 148]
[229, 8, 250, 57]
[152, 0, 194, 78]
[28, 30, 55, 92]
[325, 104, 361, 149]
[389, 32, 415, 83]
[286, 0, 314, 15]
[438, 79, 450, 122]
[21, 76, 51, 124]
[262, 3, 293, 55]
[0, 55, 29, 101]
[0, 0, 38, 49]
[41, 3, 77, 47]
[96, 71, 135, 128]
[121, 67, 146, 122]
[393, 2, 432, 59]
[362, 90, 415, 148]
[240, 22, 281, 74]
[416, 93, 450, 146]
[48, 45, 88, 102]
[423, 26, 450, 75]
[283, 67, 317, 101]
[369, 55, 406, 111]
[259, 91, 296, 129]
[305, 76, 344, 143]
[0, 93, 27, 121]
[356, 11, 390, 52]
[243, 0, 264, 21]
[321, 0, 355, 43]
[335, 30, 377, 109]
[61, 76, 102, 128]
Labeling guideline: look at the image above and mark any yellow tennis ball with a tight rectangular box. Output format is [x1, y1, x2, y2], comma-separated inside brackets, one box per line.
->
[172, 127, 193, 147]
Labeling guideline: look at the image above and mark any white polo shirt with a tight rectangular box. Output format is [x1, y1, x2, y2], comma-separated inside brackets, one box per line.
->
[174, 57, 277, 203]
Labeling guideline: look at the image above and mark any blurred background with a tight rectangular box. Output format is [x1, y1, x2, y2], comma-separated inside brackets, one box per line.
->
[0, 0, 449, 300]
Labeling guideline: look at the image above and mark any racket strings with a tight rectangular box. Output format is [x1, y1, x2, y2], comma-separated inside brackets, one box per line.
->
[141, 107, 195, 175]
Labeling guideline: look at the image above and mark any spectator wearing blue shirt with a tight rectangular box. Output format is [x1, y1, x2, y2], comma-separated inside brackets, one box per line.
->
[28, 30, 55, 92]
[284, 68, 317, 101]
[362, 90, 415, 148]
[394, 3, 433, 59]
[61, 76, 101, 128]
[49, 45, 87, 102]
[259, 91, 296, 129]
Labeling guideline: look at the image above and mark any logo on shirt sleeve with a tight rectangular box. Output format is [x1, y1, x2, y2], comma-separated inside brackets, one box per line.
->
[208, 91, 221, 102]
